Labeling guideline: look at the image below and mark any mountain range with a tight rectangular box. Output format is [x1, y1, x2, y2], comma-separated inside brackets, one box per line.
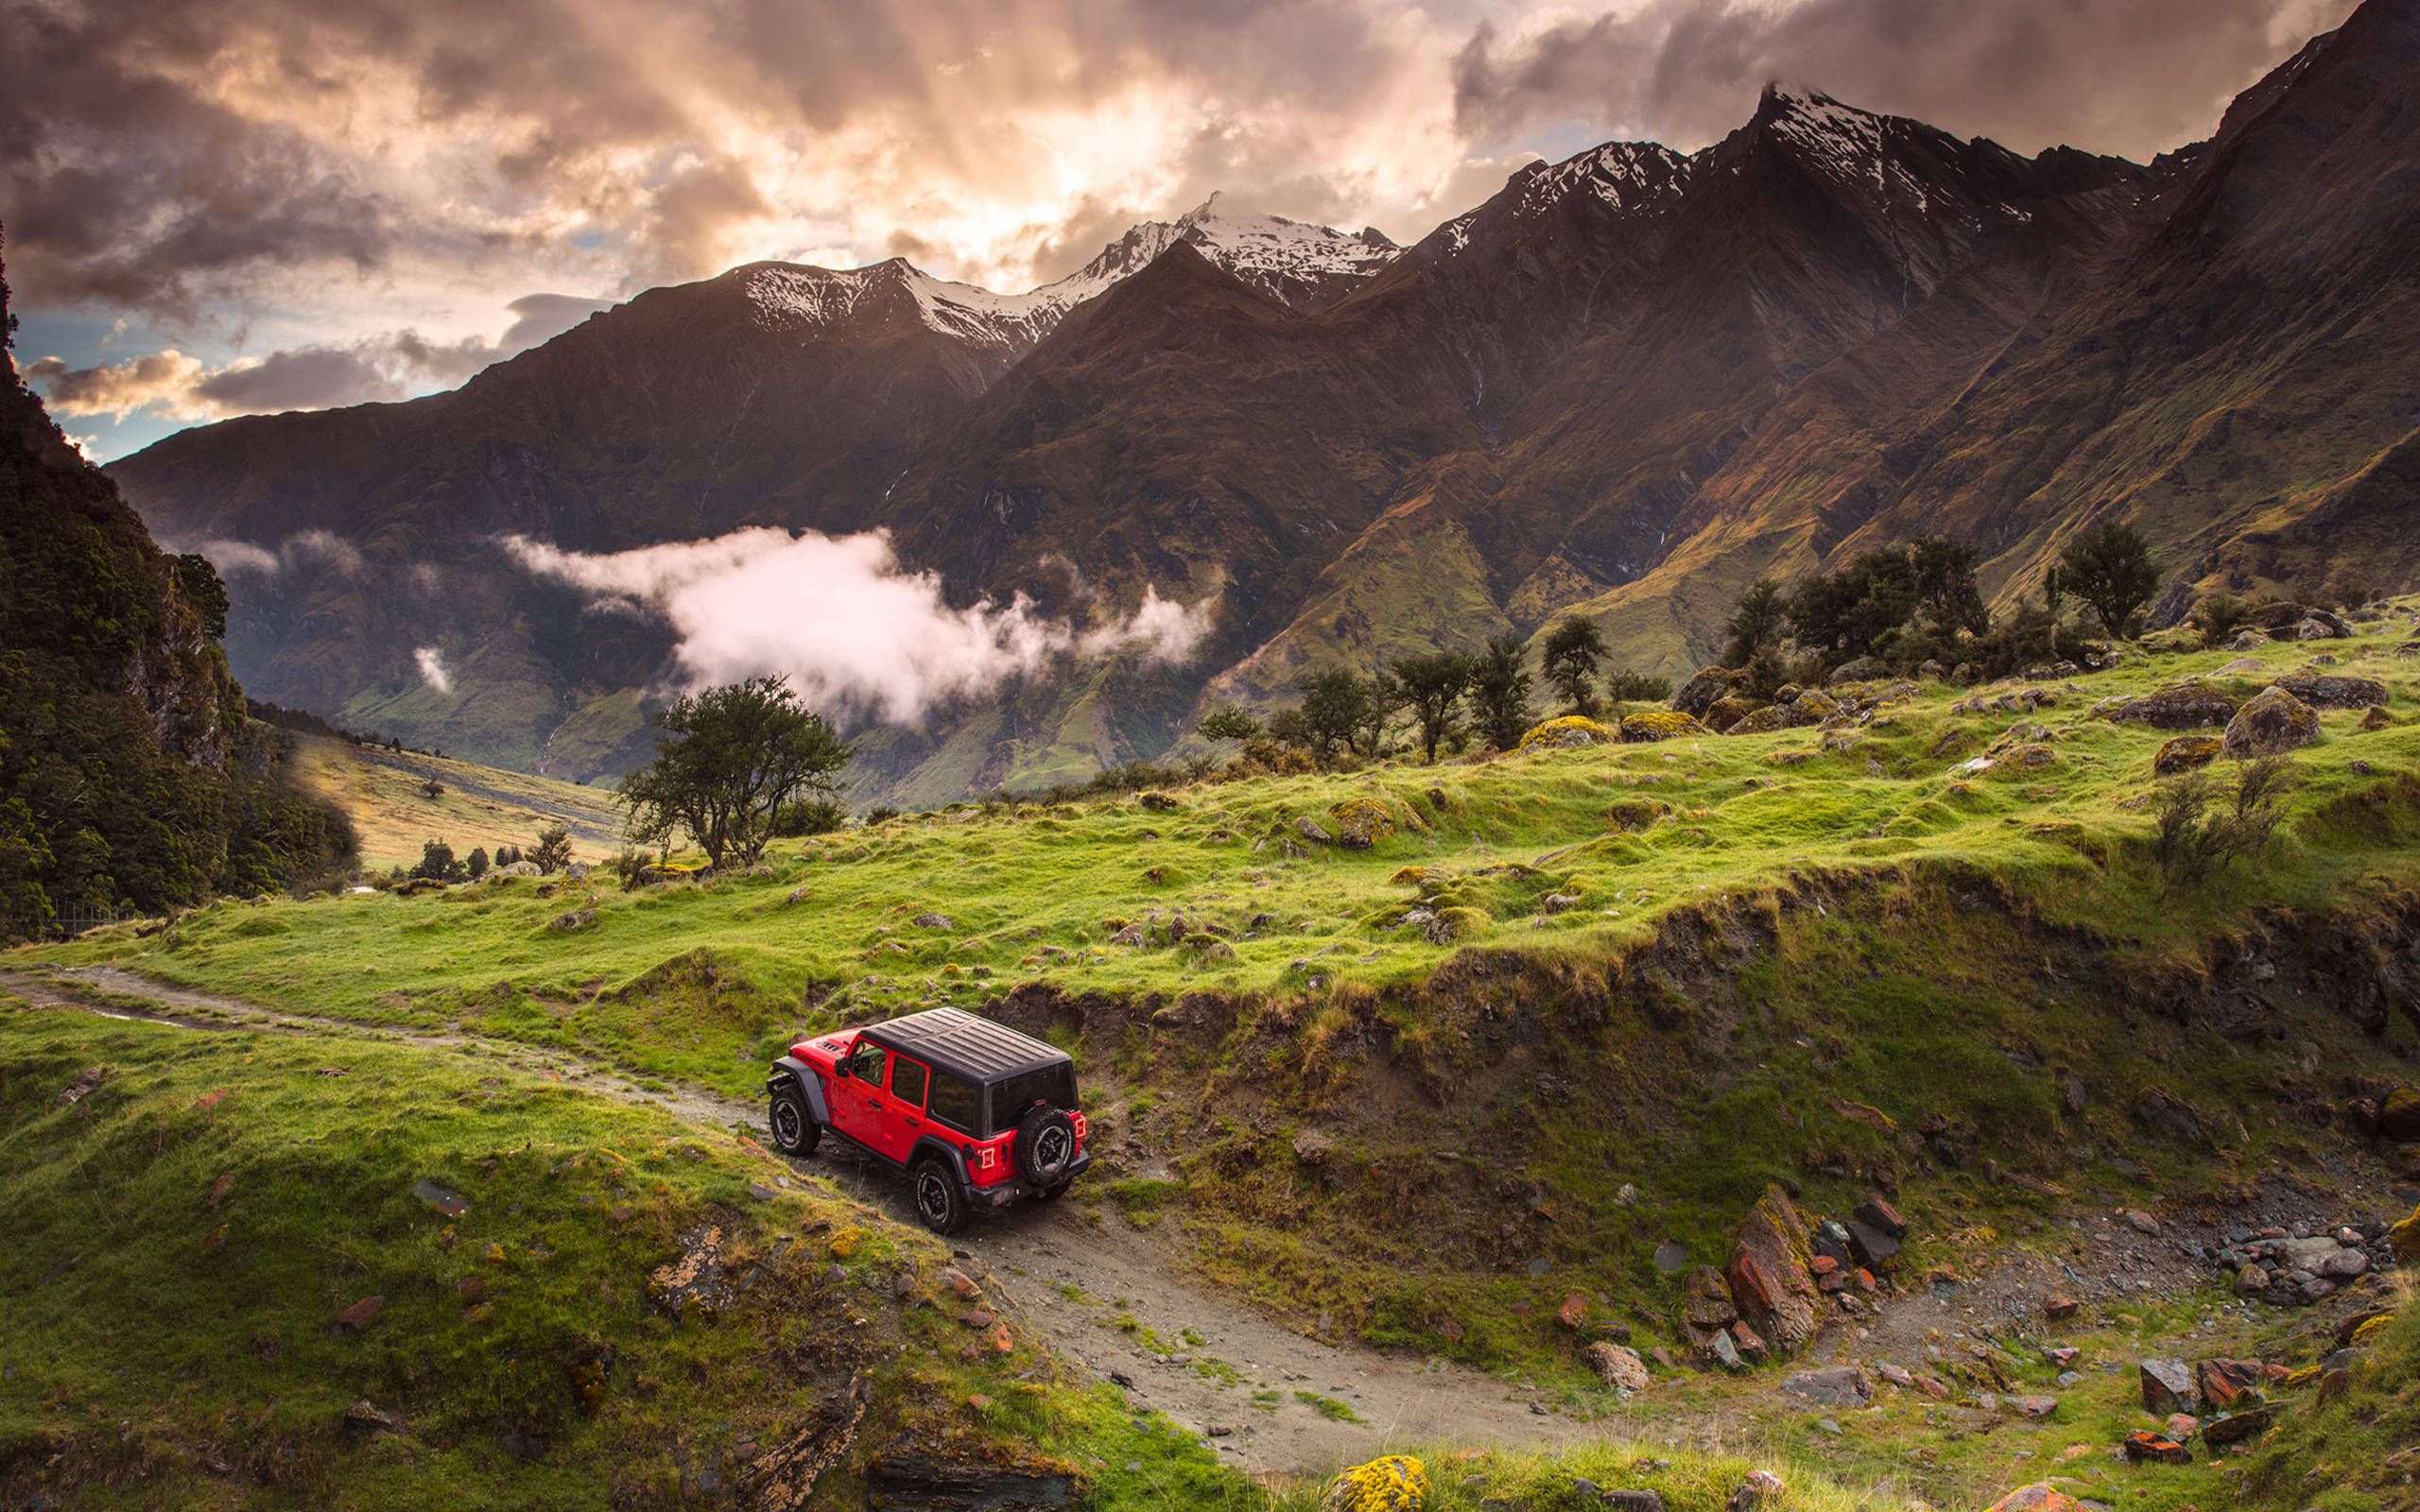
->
[100, 0, 2420, 801]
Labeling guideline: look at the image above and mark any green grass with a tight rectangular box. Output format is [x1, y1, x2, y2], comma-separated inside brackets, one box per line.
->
[1292, 1390, 1364, 1424]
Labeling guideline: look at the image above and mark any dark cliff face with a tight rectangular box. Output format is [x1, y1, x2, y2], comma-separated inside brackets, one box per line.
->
[88, 0, 2420, 797]
[1, 249, 354, 935]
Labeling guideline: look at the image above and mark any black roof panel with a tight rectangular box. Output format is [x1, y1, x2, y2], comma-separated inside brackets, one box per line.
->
[865, 1007, 1070, 1084]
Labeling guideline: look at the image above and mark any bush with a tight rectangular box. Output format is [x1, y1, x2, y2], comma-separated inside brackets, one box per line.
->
[2149, 756, 2293, 890]
[530, 826, 573, 875]
[769, 797, 847, 837]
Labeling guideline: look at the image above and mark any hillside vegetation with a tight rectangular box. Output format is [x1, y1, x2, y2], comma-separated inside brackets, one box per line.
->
[282, 731, 627, 872]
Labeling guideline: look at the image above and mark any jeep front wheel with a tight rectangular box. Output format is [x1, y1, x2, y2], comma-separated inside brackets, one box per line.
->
[769, 1084, 821, 1157]
[910, 1157, 967, 1235]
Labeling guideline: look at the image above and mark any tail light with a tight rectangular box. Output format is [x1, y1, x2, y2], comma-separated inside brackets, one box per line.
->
[975, 1144, 997, 1171]
[1072, 1111, 1089, 1144]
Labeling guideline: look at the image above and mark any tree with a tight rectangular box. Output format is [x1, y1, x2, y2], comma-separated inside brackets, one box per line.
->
[420, 777, 445, 800]
[2059, 521, 2161, 639]
[1720, 579, 1785, 668]
[1466, 632, 1533, 750]
[413, 839, 463, 883]
[1295, 669, 1373, 761]
[530, 827, 572, 875]
[619, 677, 854, 868]
[1392, 653, 1472, 764]
[1540, 618, 1606, 715]
[496, 843, 521, 868]
[1603, 670, 1671, 705]
[1350, 673, 1397, 757]
[1910, 536, 1987, 635]
[465, 846, 490, 881]
[1197, 707, 1262, 743]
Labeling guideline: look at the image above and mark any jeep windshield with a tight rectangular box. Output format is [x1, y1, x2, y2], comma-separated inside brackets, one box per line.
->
[986, 1062, 1076, 1136]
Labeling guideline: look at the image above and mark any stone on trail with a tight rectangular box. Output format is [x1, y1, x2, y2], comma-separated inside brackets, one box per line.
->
[1982, 1486, 2080, 1512]
[2201, 1404, 2278, 1446]
[1585, 1341, 1651, 1392]
[2195, 1357, 2266, 1411]
[1777, 1365, 1872, 1409]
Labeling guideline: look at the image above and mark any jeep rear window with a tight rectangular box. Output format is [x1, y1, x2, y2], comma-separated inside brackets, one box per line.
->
[926, 1071, 979, 1133]
[986, 1063, 1076, 1136]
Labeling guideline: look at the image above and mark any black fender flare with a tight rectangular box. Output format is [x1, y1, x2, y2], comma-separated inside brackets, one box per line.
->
[908, 1136, 974, 1193]
[767, 1057, 830, 1125]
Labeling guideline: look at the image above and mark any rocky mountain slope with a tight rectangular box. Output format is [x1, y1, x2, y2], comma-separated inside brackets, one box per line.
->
[99, 0, 2420, 799]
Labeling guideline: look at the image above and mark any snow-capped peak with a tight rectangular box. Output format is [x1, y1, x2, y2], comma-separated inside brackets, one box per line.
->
[1429, 138, 1692, 257]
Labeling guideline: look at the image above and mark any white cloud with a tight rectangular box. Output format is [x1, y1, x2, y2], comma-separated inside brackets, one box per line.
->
[502, 526, 1212, 723]
[414, 646, 455, 694]
[194, 529, 364, 577]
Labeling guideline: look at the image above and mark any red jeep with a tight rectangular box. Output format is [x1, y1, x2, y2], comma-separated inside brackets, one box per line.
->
[766, 1007, 1090, 1233]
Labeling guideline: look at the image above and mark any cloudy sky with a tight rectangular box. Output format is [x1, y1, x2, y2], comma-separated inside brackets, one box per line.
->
[4, 0, 2352, 460]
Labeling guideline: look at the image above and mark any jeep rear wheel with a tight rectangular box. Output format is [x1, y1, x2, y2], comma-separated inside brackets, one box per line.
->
[769, 1084, 821, 1157]
[1013, 1105, 1080, 1187]
[910, 1157, 966, 1235]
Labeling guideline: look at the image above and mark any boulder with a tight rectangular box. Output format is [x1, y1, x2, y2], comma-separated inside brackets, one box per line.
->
[2222, 685, 2320, 758]
[2152, 734, 2222, 775]
[1585, 1341, 1651, 1392]
[1827, 656, 1886, 686]
[2384, 1203, 2419, 1263]
[2295, 615, 2347, 641]
[1621, 711, 1709, 742]
[2123, 1432, 2191, 1466]
[912, 912, 954, 931]
[1725, 1471, 1785, 1512]
[1853, 1195, 1908, 1239]
[2378, 1088, 2420, 1141]
[1320, 1454, 1429, 1512]
[2363, 704, 2394, 730]
[2100, 679, 2239, 730]
[2227, 628, 2271, 652]
[1328, 798, 1400, 849]
[1671, 667, 1739, 718]
[1727, 1184, 1821, 1355]
[1725, 703, 1808, 736]
[1777, 1366, 1872, 1409]
[1293, 816, 1336, 845]
[2201, 1404, 2278, 1446]
[2140, 1358, 2198, 1416]
[2274, 673, 2387, 710]
[1681, 1265, 1738, 1345]
[2195, 1358, 2265, 1411]
[1845, 1220, 1900, 1271]
[1702, 694, 1760, 732]
[1518, 715, 1616, 751]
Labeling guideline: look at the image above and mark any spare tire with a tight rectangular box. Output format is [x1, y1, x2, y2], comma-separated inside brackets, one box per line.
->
[1013, 1104, 1080, 1187]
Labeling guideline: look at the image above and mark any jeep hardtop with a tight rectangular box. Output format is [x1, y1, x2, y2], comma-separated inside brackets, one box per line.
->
[765, 1006, 1090, 1233]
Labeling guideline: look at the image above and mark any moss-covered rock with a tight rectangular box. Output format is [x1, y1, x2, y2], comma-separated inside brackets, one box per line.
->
[2100, 679, 2240, 730]
[1620, 710, 1709, 742]
[2274, 672, 2388, 710]
[1517, 715, 1615, 751]
[1606, 799, 1670, 832]
[1669, 666, 1738, 718]
[2390, 1203, 2420, 1264]
[1321, 1455, 1429, 1512]
[1329, 797, 1400, 848]
[1701, 693, 1760, 732]
[2153, 734, 2222, 775]
[1987, 744, 2059, 776]
[2223, 685, 2321, 757]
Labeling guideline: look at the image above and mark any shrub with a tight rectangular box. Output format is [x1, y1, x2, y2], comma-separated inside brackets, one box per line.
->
[770, 797, 848, 837]
[2149, 756, 2293, 890]
[530, 826, 573, 875]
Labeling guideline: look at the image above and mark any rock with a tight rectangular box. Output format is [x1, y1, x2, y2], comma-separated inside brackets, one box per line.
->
[1727, 1184, 1820, 1356]
[1136, 791, 1180, 812]
[1319, 1454, 1429, 1512]
[2320, 1247, 2370, 1280]
[1724, 1470, 1784, 1512]
[51, 1067, 105, 1108]
[1671, 667, 1738, 718]
[1329, 797, 1402, 848]
[1518, 715, 1616, 751]
[2008, 1395, 2060, 1421]
[868, 1451, 1076, 1511]
[2133, 1091, 2207, 1146]
[343, 1399, 397, 1432]
[2100, 680, 2239, 730]
[2379, 1088, 2420, 1141]
[1827, 656, 1886, 686]
[912, 912, 954, 931]
[2152, 734, 2222, 775]
[1845, 1220, 1899, 1271]
[2140, 1359, 2199, 1416]
[1705, 1330, 1745, 1372]
[1702, 694, 1760, 732]
[1620, 711, 1709, 742]
[546, 908, 596, 932]
[2122, 1432, 2191, 1466]
[1730, 1320, 1770, 1364]
[2045, 1297, 2080, 1320]
[1682, 1265, 1737, 1336]
[2121, 1209, 2161, 1236]
[2388, 1204, 2420, 1263]
[2222, 685, 2320, 758]
[2274, 673, 2387, 710]
[1558, 1292, 1590, 1330]
[2228, 628, 2270, 652]
[412, 1178, 469, 1218]
[1604, 1493, 1667, 1512]
[1852, 1195, 1907, 1239]
[2201, 1404, 2278, 1446]
[2165, 1412, 2200, 1442]
[1585, 1341, 1651, 1392]
[2363, 704, 2394, 730]
[1777, 1366, 1872, 1409]
[1294, 816, 1336, 845]
[2234, 1263, 2269, 1297]
[2195, 1358, 2266, 1411]
[2295, 615, 2346, 641]
[335, 1295, 385, 1330]
[1982, 1486, 2081, 1512]
[1987, 743, 2057, 775]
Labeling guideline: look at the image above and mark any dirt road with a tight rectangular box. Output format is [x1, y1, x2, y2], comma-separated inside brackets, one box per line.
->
[0, 964, 1586, 1474]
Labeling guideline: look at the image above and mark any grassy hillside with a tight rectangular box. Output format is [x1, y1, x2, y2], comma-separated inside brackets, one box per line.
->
[284, 732, 629, 871]
[10, 607, 2420, 1506]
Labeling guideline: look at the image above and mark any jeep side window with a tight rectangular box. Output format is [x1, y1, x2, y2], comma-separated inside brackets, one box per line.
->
[890, 1056, 929, 1110]
[926, 1072, 979, 1133]
[847, 1039, 887, 1086]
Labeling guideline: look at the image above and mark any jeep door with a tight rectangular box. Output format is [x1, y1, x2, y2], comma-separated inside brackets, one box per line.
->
[829, 1036, 890, 1148]
[878, 1054, 933, 1162]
